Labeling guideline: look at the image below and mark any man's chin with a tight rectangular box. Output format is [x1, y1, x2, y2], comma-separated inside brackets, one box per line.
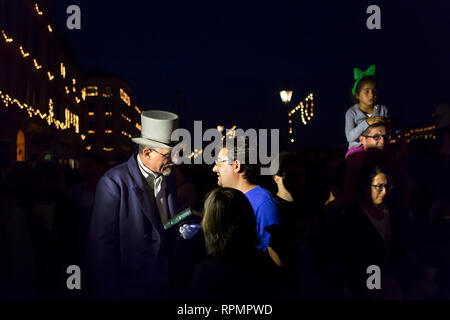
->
[161, 167, 173, 176]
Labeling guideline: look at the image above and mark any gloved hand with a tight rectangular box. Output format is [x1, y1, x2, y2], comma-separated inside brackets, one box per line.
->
[179, 224, 201, 239]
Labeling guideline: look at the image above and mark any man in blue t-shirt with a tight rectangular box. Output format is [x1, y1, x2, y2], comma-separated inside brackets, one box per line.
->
[212, 136, 282, 266]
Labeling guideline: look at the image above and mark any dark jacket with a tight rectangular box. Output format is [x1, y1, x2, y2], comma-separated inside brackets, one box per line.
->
[88, 154, 180, 299]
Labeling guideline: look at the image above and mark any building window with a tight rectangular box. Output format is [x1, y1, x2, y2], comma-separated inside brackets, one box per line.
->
[16, 130, 25, 161]
[85, 86, 98, 97]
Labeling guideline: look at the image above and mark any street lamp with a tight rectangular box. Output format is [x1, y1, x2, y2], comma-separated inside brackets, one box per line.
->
[280, 90, 293, 105]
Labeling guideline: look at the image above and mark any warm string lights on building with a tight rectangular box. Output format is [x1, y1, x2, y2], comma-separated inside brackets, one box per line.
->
[188, 148, 203, 159]
[47, 25, 53, 33]
[105, 130, 113, 134]
[34, 3, 43, 15]
[105, 112, 113, 116]
[60, 62, 66, 79]
[88, 112, 95, 116]
[121, 131, 132, 138]
[121, 114, 131, 122]
[120, 88, 131, 106]
[103, 147, 114, 152]
[389, 126, 436, 144]
[87, 130, 95, 134]
[223, 125, 237, 140]
[1, 30, 13, 43]
[136, 123, 142, 131]
[134, 106, 142, 114]
[0, 4, 84, 140]
[33, 58, 42, 70]
[288, 93, 315, 143]
[19, 46, 29, 57]
[2, 23, 81, 106]
[0, 90, 80, 134]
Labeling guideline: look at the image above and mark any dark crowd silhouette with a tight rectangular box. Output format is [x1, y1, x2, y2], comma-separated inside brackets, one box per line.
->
[1, 71, 450, 300]
[0, 123, 449, 300]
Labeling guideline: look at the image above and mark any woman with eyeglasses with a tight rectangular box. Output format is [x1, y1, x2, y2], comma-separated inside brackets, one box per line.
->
[337, 161, 408, 299]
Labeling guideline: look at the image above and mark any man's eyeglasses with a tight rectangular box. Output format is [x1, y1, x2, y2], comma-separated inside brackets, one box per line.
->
[214, 159, 233, 165]
[363, 134, 387, 142]
[151, 149, 172, 159]
[371, 184, 393, 192]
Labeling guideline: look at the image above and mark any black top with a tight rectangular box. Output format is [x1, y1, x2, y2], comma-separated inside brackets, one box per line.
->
[190, 249, 279, 301]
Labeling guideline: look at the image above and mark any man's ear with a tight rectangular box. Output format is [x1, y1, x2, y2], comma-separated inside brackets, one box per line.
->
[359, 135, 364, 144]
[233, 160, 241, 173]
[143, 147, 152, 159]
[273, 175, 282, 184]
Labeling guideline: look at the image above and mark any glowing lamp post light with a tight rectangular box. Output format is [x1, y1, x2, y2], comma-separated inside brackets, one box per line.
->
[280, 90, 293, 105]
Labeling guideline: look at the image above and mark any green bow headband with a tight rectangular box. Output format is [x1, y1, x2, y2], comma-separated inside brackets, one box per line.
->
[352, 64, 376, 95]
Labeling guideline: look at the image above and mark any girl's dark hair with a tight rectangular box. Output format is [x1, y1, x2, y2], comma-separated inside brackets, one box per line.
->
[352, 75, 378, 104]
[201, 187, 258, 256]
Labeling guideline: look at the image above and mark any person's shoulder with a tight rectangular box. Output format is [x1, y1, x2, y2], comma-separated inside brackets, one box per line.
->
[247, 186, 278, 204]
[99, 158, 132, 186]
[346, 104, 359, 116]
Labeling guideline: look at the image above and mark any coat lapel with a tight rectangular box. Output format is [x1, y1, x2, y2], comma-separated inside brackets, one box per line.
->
[127, 155, 162, 229]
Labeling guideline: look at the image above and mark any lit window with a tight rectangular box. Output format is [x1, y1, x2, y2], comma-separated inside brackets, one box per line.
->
[85, 86, 98, 97]
[16, 130, 25, 161]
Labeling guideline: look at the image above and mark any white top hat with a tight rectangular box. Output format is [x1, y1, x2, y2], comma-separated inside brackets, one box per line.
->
[132, 110, 179, 149]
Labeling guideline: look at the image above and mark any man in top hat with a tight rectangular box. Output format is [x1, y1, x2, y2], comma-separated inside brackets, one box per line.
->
[88, 110, 199, 300]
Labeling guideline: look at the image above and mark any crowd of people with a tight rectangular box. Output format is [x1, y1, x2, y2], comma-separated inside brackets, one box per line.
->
[0, 70, 449, 300]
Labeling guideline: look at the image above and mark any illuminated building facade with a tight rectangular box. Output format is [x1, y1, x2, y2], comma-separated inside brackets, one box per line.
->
[82, 77, 141, 158]
[389, 125, 437, 144]
[0, 0, 86, 166]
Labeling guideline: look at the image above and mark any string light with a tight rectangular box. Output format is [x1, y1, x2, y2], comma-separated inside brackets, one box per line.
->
[288, 92, 315, 142]
[0, 89, 80, 134]
[87, 130, 95, 134]
[121, 131, 132, 138]
[33, 58, 42, 70]
[134, 106, 142, 114]
[136, 123, 142, 131]
[120, 88, 131, 106]
[121, 114, 131, 122]
[2, 30, 13, 42]
[47, 25, 53, 32]
[47, 72, 54, 80]
[105, 130, 113, 134]
[88, 112, 95, 116]
[19, 46, 29, 57]
[60, 62, 66, 79]
[103, 147, 114, 152]
[105, 112, 113, 116]
[34, 3, 43, 15]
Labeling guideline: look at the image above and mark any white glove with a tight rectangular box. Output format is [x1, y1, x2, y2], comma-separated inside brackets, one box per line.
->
[179, 224, 201, 239]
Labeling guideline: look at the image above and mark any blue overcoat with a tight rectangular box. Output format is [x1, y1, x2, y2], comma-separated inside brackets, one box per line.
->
[87, 154, 179, 299]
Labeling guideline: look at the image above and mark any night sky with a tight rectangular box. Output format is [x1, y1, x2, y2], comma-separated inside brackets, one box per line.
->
[50, 0, 450, 148]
